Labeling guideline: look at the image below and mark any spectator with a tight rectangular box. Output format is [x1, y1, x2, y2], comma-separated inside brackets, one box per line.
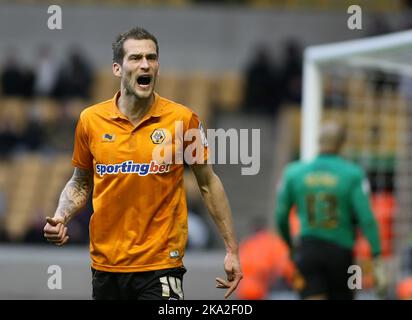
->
[1, 50, 25, 96]
[21, 119, 44, 151]
[279, 39, 303, 105]
[54, 47, 93, 100]
[236, 218, 295, 300]
[43, 107, 76, 153]
[187, 210, 211, 249]
[0, 120, 20, 158]
[243, 45, 279, 115]
[33, 45, 58, 97]
[366, 16, 399, 94]
[367, 14, 392, 37]
[397, 277, 412, 300]
[21, 65, 35, 98]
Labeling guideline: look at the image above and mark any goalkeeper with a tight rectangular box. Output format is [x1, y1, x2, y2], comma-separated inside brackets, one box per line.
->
[275, 121, 386, 299]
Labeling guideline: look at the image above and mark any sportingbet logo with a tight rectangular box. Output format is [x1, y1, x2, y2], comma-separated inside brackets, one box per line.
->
[96, 160, 170, 177]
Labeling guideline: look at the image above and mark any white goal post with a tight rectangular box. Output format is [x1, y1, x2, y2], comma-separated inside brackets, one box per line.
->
[301, 29, 412, 161]
[300, 30, 412, 291]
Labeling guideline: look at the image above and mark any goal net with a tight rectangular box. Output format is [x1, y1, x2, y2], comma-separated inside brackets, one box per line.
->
[301, 30, 412, 297]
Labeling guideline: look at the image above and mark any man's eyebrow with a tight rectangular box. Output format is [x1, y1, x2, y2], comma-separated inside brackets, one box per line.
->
[128, 53, 157, 58]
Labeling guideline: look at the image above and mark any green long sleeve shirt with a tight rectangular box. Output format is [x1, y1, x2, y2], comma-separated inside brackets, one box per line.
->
[275, 154, 381, 256]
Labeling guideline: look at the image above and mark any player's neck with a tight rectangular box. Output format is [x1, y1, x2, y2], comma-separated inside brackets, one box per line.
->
[118, 90, 154, 125]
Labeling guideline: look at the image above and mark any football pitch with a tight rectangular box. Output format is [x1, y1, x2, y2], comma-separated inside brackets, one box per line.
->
[0, 245, 225, 300]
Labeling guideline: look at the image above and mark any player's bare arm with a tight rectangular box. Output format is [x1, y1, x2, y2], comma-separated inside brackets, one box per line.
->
[43, 167, 93, 246]
[55, 167, 93, 222]
[191, 163, 243, 299]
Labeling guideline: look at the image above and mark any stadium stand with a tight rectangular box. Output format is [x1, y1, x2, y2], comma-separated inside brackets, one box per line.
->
[1, 1, 412, 300]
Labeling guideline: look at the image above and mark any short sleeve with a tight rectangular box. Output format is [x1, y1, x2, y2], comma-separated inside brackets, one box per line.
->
[72, 113, 93, 169]
[183, 112, 209, 165]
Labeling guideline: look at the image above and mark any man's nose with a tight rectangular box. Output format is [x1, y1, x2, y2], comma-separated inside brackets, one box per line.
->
[140, 57, 149, 69]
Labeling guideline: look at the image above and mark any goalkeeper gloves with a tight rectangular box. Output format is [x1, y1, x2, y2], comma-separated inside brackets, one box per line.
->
[372, 257, 388, 299]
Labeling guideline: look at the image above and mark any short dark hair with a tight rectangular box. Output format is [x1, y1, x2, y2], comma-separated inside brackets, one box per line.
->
[112, 27, 159, 64]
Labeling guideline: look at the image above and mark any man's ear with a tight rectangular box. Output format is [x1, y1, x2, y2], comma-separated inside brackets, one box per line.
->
[112, 62, 122, 78]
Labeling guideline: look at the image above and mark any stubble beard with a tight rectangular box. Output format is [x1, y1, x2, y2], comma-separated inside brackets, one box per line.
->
[123, 77, 153, 100]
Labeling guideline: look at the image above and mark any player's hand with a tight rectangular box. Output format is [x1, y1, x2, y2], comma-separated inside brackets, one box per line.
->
[216, 252, 243, 299]
[43, 216, 69, 246]
[372, 256, 388, 299]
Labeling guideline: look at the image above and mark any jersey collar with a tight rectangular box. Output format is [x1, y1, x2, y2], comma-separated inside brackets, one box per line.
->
[109, 91, 163, 120]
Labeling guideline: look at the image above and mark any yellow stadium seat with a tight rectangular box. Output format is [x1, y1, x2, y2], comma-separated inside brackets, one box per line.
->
[0, 98, 29, 133]
[91, 67, 119, 103]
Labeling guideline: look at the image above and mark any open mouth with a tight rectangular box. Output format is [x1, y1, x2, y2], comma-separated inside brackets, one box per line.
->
[136, 75, 152, 86]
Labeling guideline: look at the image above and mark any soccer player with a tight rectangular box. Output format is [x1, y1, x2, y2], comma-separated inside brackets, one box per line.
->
[43, 27, 242, 300]
[275, 121, 386, 300]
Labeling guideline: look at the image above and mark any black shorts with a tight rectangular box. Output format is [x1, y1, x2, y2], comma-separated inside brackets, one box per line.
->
[91, 266, 187, 300]
[293, 237, 354, 300]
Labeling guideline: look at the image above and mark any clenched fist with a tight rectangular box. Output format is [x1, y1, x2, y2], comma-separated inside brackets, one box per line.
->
[43, 216, 69, 246]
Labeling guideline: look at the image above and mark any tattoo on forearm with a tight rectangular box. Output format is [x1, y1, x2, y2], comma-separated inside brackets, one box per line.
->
[56, 168, 92, 222]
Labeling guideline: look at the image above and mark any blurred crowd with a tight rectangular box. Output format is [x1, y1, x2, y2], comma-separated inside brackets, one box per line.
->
[0, 45, 93, 158]
[1, 45, 93, 101]
[0, 37, 304, 158]
[242, 39, 302, 117]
